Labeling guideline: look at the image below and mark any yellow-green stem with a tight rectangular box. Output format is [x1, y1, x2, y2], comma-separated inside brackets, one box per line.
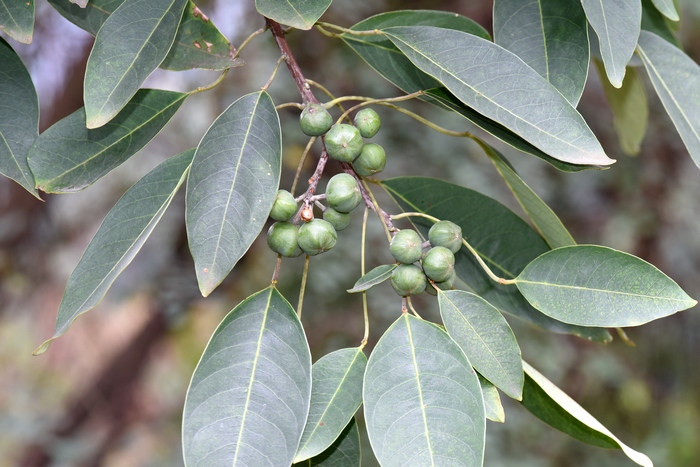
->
[361, 207, 370, 347]
[290, 137, 317, 196]
[297, 255, 311, 318]
[189, 68, 229, 95]
[233, 26, 267, 59]
[361, 179, 392, 243]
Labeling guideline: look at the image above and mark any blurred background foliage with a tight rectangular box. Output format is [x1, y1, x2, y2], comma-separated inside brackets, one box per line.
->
[1, 0, 699, 465]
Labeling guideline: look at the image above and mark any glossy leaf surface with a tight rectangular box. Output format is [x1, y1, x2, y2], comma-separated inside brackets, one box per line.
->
[33, 150, 194, 355]
[294, 348, 366, 462]
[0, 0, 34, 43]
[438, 290, 523, 400]
[582, 0, 641, 88]
[0, 38, 39, 197]
[478, 374, 505, 423]
[522, 361, 652, 467]
[294, 419, 361, 467]
[255, 0, 331, 30]
[383, 177, 611, 342]
[637, 31, 700, 169]
[183, 287, 312, 466]
[347, 264, 397, 293]
[493, 0, 589, 105]
[516, 245, 697, 327]
[186, 91, 281, 297]
[29, 89, 187, 193]
[364, 314, 485, 466]
[84, 0, 188, 128]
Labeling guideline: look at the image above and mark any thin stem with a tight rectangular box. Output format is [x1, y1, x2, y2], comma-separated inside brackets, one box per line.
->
[361, 207, 370, 347]
[261, 54, 287, 90]
[359, 178, 393, 243]
[616, 327, 636, 347]
[297, 255, 310, 318]
[314, 24, 341, 38]
[271, 255, 282, 284]
[407, 296, 422, 319]
[461, 238, 516, 285]
[290, 137, 317, 196]
[316, 21, 383, 36]
[335, 92, 423, 124]
[375, 102, 475, 138]
[401, 297, 408, 313]
[306, 80, 351, 122]
[266, 18, 318, 104]
[391, 212, 441, 224]
[233, 26, 267, 59]
[276, 102, 305, 110]
[292, 148, 329, 224]
[189, 68, 229, 95]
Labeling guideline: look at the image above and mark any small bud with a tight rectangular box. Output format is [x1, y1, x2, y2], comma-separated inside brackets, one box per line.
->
[354, 108, 381, 138]
[300, 206, 314, 222]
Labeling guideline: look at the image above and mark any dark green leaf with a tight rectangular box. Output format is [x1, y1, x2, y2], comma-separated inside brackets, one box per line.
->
[478, 374, 505, 423]
[84, 0, 188, 128]
[438, 290, 523, 400]
[0, 38, 39, 197]
[0, 0, 34, 43]
[642, 0, 681, 47]
[582, 0, 641, 88]
[382, 177, 611, 342]
[294, 347, 366, 462]
[522, 361, 652, 466]
[48, 0, 124, 36]
[347, 263, 397, 293]
[182, 286, 312, 466]
[186, 91, 281, 297]
[70, 0, 88, 7]
[493, 0, 589, 105]
[33, 149, 194, 356]
[29, 89, 187, 193]
[516, 245, 697, 327]
[383, 26, 613, 167]
[294, 419, 361, 467]
[650, 0, 678, 21]
[364, 314, 485, 466]
[255, 0, 331, 30]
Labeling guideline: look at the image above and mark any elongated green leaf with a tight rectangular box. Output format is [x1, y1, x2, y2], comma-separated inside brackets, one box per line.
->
[294, 419, 361, 467]
[0, 0, 34, 43]
[382, 177, 611, 342]
[595, 61, 648, 156]
[29, 89, 187, 193]
[48, 0, 123, 35]
[516, 245, 697, 327]
[84, 0, 188, 128]
[582, 0, 641, 88]
[650, 0, 678, 21]
[255, 0, 330, 30]
[183, 286, 312, 466]
[347, 264, 397, 293]
[637, 31, 700, 169]
[186, 91, 281, 297]
[493, 0, 589, 105]
[642, 0, 680, 47]
[478, 374, 505, 423]
[384, 26, 613, 167]
[522, 361, 652, 467]
[364, 314, 485, 466]
[33, 150, 193, 356]
[294, 347, 366, 462]
[0, 38, 39, 197]
[438, 290, 523, 400]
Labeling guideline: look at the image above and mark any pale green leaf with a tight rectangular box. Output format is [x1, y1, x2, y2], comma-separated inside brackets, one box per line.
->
[650, 0, 678, 21]
[493, 0, 589, 105]
[582, 0, 641, 88]
[294, 419, 361, 467]
[0, 38, 39, 197]
[637, 30, 700, 169]
[186, 91, 281, 297]
[347, 264, 397, 293]
[478, 374, 505, 423]
[294, 347, 366, 462]
[364, 314, 485, 466]
[0, 0, 34, 43]
[84, 0, 188, 128]
[522, 361, 652, 467]
[29, 89, 187, 193]
[255, 0, 331, 30]
[642, 0, 680, 47]
[182, 286, 312, 466]
[438, 290, 523, 400]
[516, 245, 697, 327]
[384, 26, 613, 166]
[33, 150, 193, 356]
[382, 177, 612, 342]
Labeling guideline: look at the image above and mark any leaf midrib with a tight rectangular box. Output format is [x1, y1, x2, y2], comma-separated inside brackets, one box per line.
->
[0, 131, 35, 190]
[516, 278, 694, 303]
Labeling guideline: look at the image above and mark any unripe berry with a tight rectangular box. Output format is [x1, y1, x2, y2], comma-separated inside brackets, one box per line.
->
[325, 124, 363, 162]
[352, 143, 386, 177]
[391, 264, 427, 296]
[297, 219, 337, 256]
[323, 207, 351, 231]
[428, 220, 463, 254]
[354, 108, 381, 138]
[422, 246, 455, 282]
[269, 189, 297, 221]
[300, 104, 332, 136]
[390, 229, 423, 264]
[267, 222, 303, 257]
[325, 173, 362, 213]
[425, 270, 457, 295]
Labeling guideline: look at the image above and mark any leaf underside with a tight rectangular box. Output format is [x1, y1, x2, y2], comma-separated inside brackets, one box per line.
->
[0, 0, 34, 43]
[255, 0, 332, 30]
[293, 418, 361, 466]
[347, 264, 397, 293]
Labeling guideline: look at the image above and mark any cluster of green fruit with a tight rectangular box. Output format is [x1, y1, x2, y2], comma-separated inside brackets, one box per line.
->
[389, 221, 463, 297]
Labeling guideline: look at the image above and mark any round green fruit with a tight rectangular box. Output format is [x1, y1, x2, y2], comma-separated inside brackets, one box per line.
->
[269, 189, 297, 221]
[297, 219, 337, 256]
[429, 220, 463, 253]
[422, 246, 455, 282]
[391, 264, 427, 296]
[324, 124, 363, 162]
[267, 222, 303, 257]
[323, 207, 351, 231]
[354, 108, 381, 138]
[352, 143, 386, 177]
[325, 173, 362, 213]
[425, 270, 456, 295]
[300, 104, 332, 136]
[389, 229, 423, 264]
